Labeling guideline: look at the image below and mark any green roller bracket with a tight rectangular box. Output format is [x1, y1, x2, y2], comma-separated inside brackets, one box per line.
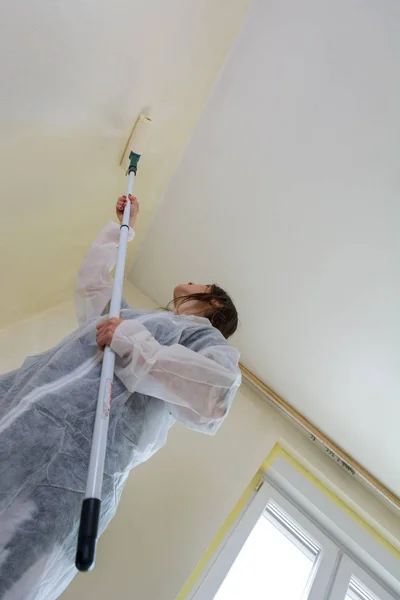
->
[128, 151, 141, 173]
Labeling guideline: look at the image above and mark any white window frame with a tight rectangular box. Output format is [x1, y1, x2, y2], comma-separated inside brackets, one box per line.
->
[268, 456, 400, 598]
[329, 556, 397, 600]
[188, 454, 400, 600]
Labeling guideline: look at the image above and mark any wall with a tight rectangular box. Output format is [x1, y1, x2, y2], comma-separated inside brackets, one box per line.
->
[0, 284, 398, 600]
[0, 282, 153, 372]
[130, 0, 400, 497]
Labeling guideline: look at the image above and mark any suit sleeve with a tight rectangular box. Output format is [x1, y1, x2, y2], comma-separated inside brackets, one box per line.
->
[74, 221, 134, 325]
[110, 319, 241, 435]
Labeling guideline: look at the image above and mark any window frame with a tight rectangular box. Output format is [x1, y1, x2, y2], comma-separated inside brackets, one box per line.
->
[329, 556, 397, 600]
[267, 455, 400, 598]
[188, 453, 400, 600]
[188, 478, 340, 600]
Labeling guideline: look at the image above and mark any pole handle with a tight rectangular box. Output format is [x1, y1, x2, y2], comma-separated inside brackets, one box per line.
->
[76, 498, 101, 571]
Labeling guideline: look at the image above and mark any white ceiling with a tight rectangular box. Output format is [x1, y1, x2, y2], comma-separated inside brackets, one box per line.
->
[0, 0, 251, 329]
[131, 0, 400, 495]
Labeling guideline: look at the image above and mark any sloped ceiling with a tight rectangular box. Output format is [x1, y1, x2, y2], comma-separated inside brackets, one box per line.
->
[131, 0, 400, 496]
[0, 0, 252, 329]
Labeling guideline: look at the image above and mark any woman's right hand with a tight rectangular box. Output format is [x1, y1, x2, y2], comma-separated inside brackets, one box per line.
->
[116, 195, 139, 228]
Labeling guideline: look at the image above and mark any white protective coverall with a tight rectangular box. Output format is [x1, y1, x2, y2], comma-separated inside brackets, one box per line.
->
[0, 221, 241, 600]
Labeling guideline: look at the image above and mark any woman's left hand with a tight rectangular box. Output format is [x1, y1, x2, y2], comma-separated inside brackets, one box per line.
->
[96, 317, 123, 351]
[116, 195, 139, 228]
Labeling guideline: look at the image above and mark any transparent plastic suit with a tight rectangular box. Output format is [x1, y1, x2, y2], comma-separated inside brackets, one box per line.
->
[0, 222, 241, 599]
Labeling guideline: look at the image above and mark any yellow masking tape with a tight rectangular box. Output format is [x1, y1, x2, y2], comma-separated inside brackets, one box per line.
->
[175, 469, 263, 600]
[260, 442, 281, 472]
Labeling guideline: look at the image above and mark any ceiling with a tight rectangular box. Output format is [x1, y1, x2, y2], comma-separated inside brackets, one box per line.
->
[0, 0, 252, 329]
[131, 0, 400, 496]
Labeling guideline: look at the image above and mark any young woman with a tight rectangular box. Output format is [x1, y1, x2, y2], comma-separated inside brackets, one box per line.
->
[0, 195, 241, 599]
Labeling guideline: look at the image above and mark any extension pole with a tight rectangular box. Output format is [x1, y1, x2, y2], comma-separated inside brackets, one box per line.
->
[76, 153, 139, 572]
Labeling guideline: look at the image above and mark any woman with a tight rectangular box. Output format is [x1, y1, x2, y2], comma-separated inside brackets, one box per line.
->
[0, 196, 241, 600]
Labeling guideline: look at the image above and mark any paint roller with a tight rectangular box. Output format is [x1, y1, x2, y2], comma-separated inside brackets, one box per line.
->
[76, 114, 152, 572]
[120, 114, 153, 172]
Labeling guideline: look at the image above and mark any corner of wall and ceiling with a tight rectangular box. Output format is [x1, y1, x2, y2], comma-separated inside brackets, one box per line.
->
[240, 364, 400, 514]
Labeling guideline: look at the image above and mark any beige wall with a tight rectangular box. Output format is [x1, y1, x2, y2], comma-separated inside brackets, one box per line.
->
[130, 0, 400, 498]
[1, 283, 398, 600]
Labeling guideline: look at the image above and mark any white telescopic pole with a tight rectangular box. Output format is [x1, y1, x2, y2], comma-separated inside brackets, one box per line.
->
[76, 169, 135, 572]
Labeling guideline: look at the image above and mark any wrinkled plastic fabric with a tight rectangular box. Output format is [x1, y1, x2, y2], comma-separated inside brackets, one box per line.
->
[0, 222, 241, 599]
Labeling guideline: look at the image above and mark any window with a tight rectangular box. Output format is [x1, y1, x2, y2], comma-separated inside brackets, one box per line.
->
[214, 502, 319, 600]
[330, 555, 397, 600]
[346, 577, 380, 600]
[188, 454, 400, 600]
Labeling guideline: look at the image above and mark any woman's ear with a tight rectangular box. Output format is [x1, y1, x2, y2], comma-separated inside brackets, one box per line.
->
[210, 298, 224, 309]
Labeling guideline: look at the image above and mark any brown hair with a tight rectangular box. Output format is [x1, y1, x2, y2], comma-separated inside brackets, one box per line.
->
[171, 284, 238, 339]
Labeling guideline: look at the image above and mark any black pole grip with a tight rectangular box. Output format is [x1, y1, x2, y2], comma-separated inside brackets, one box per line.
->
[76, 498, 101, 572]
